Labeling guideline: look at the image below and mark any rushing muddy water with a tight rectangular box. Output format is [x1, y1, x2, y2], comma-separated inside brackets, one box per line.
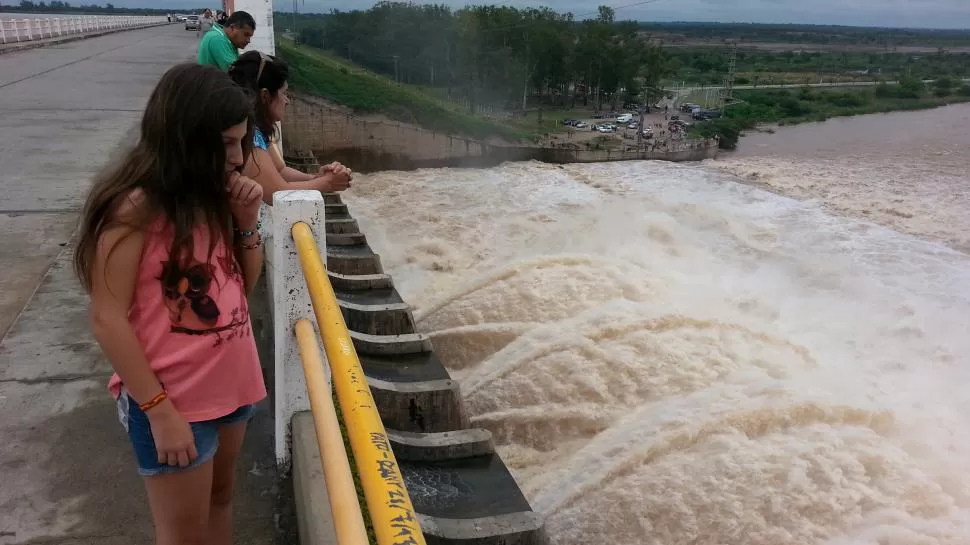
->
[342, 104, 970, 545]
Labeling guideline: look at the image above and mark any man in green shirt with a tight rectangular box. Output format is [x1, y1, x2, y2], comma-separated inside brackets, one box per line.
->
[197, 11, 256, 71]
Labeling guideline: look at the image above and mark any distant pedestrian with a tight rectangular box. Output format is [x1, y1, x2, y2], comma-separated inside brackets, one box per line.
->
[197, 8, 215, 39]
[198, 10, 256, 72]
[73, 64, 266, 544]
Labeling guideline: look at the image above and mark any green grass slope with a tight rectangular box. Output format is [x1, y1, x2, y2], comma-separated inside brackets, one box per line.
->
[277, 40, 529, 142]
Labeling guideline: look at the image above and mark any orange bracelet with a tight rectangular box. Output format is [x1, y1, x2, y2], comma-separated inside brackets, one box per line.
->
[139, 390, 168, 412]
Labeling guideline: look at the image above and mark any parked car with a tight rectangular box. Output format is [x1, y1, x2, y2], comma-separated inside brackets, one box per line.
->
[574, 121, 588, 128]
[185, 15, 200, 30]
[562, 119, 578, 126]
[616, 113, 634, 123]
[627, 121, 639, 129]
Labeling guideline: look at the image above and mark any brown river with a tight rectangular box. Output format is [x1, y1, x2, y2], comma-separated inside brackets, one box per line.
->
[343, 103, 970, 545]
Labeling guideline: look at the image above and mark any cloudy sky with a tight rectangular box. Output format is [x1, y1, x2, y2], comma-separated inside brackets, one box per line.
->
[148, 0, 970, 28]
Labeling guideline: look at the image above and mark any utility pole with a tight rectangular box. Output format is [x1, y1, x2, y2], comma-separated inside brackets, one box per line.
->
[393, 55, 399, 83]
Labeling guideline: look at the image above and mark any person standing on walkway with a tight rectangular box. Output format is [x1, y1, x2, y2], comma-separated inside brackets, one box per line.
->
[197, 10, 255, 72]
[197, 9, 215, 39]
[228, 51, 353, 203]
[73, 63, 267, 545]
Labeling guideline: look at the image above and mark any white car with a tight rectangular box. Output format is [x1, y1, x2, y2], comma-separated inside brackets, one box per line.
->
[616, 113, 634, 123]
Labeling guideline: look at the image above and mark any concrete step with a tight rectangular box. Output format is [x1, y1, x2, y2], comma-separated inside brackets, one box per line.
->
[328, 271, 393, 292]
[349, 330, 431, 356]
[325, 203, 350, 219]
[325, 218, 359, 235]
[360, 351, 468, 433]
[322, 193, 342, 205]
[402, 455, 546, 545]
[326, 232, 367, 246]
[336, 288, 415, 336]
[326, 243, 383, 276]
[388, 428, 494, 462]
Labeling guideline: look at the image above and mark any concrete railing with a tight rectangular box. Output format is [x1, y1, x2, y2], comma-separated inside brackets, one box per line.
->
[0, 15, 166, 44]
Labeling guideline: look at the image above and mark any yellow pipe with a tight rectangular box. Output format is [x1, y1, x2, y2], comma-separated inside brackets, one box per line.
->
[295, 319, 370, 545]
[292, 221, 427, 545]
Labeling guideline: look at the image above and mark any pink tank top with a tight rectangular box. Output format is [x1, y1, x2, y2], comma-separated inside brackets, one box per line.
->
[108, 220, 267, 422]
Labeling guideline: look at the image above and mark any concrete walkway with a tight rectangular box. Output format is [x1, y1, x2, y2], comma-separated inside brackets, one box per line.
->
[0, 26, 281, 545]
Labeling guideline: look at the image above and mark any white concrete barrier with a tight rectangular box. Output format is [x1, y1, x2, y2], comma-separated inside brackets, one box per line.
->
[268, 190, 329, 465]
[0, 15, 166, 44]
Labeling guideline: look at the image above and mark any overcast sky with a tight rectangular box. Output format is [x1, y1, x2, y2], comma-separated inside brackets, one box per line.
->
[144, 0, 970, 29]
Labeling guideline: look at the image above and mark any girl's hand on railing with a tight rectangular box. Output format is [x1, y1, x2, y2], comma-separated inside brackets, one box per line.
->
[319, 161, 353, 180]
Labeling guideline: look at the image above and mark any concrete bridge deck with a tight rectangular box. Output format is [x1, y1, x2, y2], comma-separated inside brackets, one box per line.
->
[0, 26, 280, 545]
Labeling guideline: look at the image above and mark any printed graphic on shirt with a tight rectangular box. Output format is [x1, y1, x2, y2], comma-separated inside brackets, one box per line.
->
[158, 254, 250, 346]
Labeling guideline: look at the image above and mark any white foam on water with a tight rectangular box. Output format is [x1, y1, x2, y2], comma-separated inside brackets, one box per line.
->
[343, 155, 970, 545]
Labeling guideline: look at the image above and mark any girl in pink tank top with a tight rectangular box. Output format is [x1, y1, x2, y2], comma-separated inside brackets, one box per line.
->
[74, 63, 267, 545]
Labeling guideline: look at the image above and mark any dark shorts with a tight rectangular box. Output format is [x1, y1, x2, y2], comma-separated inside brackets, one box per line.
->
[117, 394, 255, 477]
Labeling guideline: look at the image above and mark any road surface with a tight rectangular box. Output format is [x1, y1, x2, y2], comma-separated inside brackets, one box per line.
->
[0, 25, 281, 545]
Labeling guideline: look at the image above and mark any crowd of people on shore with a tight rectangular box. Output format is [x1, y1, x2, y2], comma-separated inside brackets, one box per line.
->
[72, 11, 354, 545]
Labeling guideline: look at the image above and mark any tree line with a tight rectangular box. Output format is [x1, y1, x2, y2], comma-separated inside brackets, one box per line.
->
[294, 2, 672, 113]
[693, 77, 970, 149]
[669, 48, 970, 85]
[639, 22, 970, 48]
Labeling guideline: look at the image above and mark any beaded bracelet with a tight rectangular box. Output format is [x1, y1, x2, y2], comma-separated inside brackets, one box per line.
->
[139, 390, 168, 412]
[234, 221, 262, 238]
[240, 233, 263, 250]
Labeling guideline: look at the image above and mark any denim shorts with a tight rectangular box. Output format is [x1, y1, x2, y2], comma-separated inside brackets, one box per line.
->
[117, 394, 256, 477]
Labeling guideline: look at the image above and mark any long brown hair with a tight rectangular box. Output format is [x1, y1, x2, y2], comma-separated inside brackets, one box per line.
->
[74, 63, 254, 291]
[228, 50, 289, 141]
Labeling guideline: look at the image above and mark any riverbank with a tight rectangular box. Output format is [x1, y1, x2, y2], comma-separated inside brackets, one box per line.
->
[283, 92, 717, 173]
[693, 81, 970, 149]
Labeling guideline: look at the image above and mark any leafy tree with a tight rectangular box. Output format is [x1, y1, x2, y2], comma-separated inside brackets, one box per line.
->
[292, 3, 674, 113]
